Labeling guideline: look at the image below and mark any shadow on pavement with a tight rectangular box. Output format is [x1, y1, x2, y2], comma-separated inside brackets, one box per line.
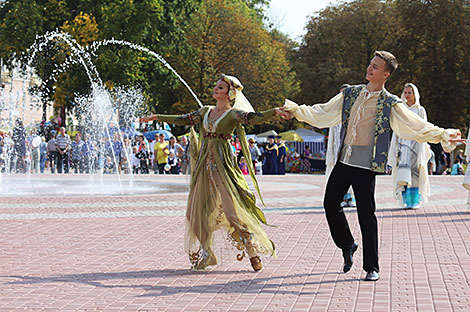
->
[1, 270, 361, 297]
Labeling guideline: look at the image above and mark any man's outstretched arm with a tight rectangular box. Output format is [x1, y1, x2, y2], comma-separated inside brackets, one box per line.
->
[278, 93, 344, 129]
[390, 102, 461, 152]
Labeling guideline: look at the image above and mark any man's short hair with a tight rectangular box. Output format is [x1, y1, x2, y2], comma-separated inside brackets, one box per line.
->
[374, 50, 398, 76]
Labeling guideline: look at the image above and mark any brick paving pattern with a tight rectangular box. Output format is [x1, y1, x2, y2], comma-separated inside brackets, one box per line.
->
[0, 174, 469, 311]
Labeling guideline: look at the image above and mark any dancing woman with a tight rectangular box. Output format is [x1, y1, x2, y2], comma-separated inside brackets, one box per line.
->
[141, 75, 276, 271]
[388, 83, 431, 209]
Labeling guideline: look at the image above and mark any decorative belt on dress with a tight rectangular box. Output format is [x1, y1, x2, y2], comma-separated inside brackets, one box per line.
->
[203, 132, 232, 140]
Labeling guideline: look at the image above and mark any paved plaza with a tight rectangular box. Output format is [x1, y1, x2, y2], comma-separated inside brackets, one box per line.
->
[0, 173, 469, 311]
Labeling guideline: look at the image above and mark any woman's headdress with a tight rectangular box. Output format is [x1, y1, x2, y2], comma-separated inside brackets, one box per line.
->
[220, 74, 255, 112]
[219, 74, 265, 207]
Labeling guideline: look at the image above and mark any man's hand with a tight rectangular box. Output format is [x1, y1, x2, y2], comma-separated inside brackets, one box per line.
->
[449, 130, 465, 144]
[449, 139, 467, 145]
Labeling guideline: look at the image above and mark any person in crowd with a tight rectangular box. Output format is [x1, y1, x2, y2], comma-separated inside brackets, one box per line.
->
[179, 135, 190, 174]
[168, 135, 183, 155]
[80, 133, 94, 174]
[248, 138, 261, 173]
[230, 138, 237, 155]
[131, 146, 140, 174]
[55, 127, 71, 174]
[301, 145, 312, 173]
[388, 83, 432, 209]
[103, 155, 114, 174]
[111, 133, 122, 173]
[120, 138, 131, 174]
[149, 133, 159, 174]
[11, 119, 26, 173]
[167, 151, 179, 174]
[47, 131, 58, 174]
[233, 136, 243, 162]
[140, 135, 151, 173]
[39, 137, 47, 173]
[70, 133, 83, 174]
[28, 130, 41, 174]
[456, 149, 465, 164]
[239, 156, 249, 175]
[135, 135, 149, 174]
[262, 135, 278, 175]
[440, 151, 452, 175]
[451, 159, 464, 175]
[168, 136, 183, 174]
[278, 50, 462, 281]
[154, 133, 169, 174]
[275, 135, 286, 175]
[428, 148, 436, 175]
[1, 131, 13, 172]
[140, 74, 276, 272]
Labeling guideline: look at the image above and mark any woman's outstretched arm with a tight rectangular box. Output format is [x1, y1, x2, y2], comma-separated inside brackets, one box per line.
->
[140, 108, 204, 126]
[233, 108, 278, 125]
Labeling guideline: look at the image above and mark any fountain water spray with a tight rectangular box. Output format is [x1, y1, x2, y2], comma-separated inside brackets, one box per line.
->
[0, 31, 202, 195]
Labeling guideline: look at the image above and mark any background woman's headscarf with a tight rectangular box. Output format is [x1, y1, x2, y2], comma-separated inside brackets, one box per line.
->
[400, 82, 421, 107]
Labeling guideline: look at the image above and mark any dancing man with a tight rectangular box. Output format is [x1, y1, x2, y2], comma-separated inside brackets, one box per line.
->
[277, 51, 461, 281]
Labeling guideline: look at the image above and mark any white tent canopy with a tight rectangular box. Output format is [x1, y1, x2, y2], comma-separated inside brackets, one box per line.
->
[256, 130, 278, 137]
[295, 128, 325, 143]
[248, 128, 325, 144]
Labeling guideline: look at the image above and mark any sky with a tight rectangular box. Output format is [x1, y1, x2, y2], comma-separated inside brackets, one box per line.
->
[267, 0, 342, 41]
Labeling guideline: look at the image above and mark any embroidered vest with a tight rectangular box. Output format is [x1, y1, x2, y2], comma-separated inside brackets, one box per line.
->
[339, 85, 400, 173]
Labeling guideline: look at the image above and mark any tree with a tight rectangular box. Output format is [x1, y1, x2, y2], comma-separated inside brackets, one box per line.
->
[291, 0, 470, 132]
[0, 0, 44, 66]
[394, 0, 470, 130]
[168, 0, 297, 133]
[0, 0, 200, 126]
[292, 0, 397, 105]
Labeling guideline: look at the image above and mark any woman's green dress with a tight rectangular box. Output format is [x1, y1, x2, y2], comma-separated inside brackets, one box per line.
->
[156, 106, 276, 269]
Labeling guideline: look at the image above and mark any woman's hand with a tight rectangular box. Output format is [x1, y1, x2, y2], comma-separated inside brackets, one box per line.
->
[140, 115, 155, 123]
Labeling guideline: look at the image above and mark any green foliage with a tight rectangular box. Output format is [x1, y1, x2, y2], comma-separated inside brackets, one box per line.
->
[393, 0, 470, 130]
[0, 0, 200, 123]
[0, 0, 44, 62]
[291, 0, 470, 131]
[2, 0, 467, 135]
[169, 0, 297, 132]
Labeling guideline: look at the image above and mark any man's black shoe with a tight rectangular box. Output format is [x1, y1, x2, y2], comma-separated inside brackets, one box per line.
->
[342, 242, 358, 273]
[365, 270, 380, 281]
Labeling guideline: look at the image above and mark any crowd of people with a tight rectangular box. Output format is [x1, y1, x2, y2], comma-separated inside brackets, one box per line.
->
[0, 119, 292, 177]
[0, 123, 192, 175]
